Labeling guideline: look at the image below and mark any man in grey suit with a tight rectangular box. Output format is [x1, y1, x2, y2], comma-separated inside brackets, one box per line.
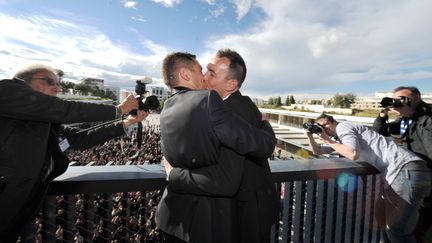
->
[163, 49, 279, 243]
[155, 52, 276, 243]
[0, 64, 147, 241]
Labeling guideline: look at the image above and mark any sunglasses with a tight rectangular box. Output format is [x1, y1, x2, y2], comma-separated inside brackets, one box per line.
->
[32, 77, 61, 87]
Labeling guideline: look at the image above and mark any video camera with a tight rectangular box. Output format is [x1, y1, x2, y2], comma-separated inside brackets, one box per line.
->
[380, 96, 411, 108]
[134, 80, 160, 113]
[303, 122, 323, 134]
[130, 79, 160, 153]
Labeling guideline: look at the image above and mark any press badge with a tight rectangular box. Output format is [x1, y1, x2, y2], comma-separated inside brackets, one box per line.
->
[59, 138, 70, 152]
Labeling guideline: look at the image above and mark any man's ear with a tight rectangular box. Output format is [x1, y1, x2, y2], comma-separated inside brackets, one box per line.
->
[179, 68, 190, 82]
[226, 79, 239, 93]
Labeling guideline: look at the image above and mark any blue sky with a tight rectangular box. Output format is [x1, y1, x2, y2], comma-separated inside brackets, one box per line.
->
[1, 0, 432, 99]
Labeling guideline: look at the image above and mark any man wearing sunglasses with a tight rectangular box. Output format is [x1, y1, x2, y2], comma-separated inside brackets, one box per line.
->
[0, 64, 147, 241]
[373, 86, 432, 242]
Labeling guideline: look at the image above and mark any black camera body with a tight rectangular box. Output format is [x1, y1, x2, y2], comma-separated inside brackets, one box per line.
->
[380, 97, 404, 108]
[303, 122, 323, 134]
[134, 80, 160, 112]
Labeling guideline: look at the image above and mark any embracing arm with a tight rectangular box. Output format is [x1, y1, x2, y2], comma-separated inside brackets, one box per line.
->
[167, 148, 244, 196]
[208, 91, 276, 159]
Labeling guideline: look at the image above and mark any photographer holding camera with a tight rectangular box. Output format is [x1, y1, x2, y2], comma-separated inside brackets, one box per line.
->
[373, 86, 432, 242]
[305, 113, 431, 243]
[0, 64, 149, 242]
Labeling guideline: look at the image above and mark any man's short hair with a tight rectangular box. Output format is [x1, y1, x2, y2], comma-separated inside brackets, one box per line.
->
[216, 48, 247, 88]
[14, 64, 58, 83]
[316, 113, 336, 123]
[162, 52, 197, 88]
[393, 86, 421, 98]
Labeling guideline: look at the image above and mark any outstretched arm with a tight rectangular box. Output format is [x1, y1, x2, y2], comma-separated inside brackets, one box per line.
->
[0, 79, 138, 123]
[65, 110, 148, 151]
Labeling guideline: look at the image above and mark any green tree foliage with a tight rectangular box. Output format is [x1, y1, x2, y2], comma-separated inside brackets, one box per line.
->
[332, 93, 356, 108]
[75, 83, 92, 96]
[276, 96, 282, 106]
[289, 95, 295, 105]
[268, 97, 274, 105]
[285, 95, 291, 106]
[60, 81, 75, 94]
[56, 69, 64, 79]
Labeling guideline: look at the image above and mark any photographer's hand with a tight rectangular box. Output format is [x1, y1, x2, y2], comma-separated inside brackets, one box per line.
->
[123, 110, 149, 128]
[118, 94, 139, 114]
[162, 157, 173, 181]
[317, 131, 334, 144]
[379, 108, 389, 119]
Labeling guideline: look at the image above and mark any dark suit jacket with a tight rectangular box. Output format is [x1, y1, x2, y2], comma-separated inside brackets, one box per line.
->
[0, 78, 122, 237]
[155, 89, 276, 243]
[226, 91, 279, 243]
[167, 91, 279, 243]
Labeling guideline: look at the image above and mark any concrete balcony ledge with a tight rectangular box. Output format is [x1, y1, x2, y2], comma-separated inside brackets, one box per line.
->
[50, 158, 380, 195]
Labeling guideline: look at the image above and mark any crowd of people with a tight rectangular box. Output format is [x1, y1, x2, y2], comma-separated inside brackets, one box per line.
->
[31, 124, 165, 243]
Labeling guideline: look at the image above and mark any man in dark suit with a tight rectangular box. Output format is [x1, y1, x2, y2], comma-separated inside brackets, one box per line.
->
[164, 49, 279, 243]
[155, 52, 276, 243]
[0, 64, 147, 241]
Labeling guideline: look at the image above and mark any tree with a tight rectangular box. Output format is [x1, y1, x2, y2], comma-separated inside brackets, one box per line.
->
[332, 93, 356, 108]
[56, 69, 64, 80]
[75, 83, 92, 96]
[285, 95, 291, 106]
[60, 81, 75, 94]
[268, 97, 274, 105]
[289, 96, 295, 105]
[276, 96, 282, 106]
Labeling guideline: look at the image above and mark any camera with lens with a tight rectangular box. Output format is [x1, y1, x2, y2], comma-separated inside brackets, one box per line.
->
[133, 80, 160, 113]
[303, 122, 323, 134]
[380, 96, 410, 108]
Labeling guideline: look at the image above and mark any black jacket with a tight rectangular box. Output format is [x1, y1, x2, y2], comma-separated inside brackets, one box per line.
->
[155, 89, 276, 243]
[167, 91, 279, 243]
[0, 78, 122, 238]
[373, 103, 432, 168]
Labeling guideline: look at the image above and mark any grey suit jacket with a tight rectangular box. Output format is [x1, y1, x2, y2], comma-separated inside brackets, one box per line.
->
[155, 89, 276, 243]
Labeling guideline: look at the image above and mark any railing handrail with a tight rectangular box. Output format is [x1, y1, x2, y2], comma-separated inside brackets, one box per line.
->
[49, 158, 380, 195]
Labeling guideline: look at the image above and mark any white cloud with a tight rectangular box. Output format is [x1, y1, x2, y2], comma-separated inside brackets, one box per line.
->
[232, 0, 252, 21]
[131, 15, 146, 22]
[308, 28, 347, 58]
[124, 1, 137, 8]
[152, 0, 183, 8]
[2, 0, 432, 97]
[210, 6, 225, 18]
[202, 0, 432, 95]
[0, 14, 167, 89]
[204, 0, 216, 5]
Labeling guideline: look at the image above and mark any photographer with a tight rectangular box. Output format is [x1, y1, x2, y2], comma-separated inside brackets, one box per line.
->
[0, 64, 147, 242]
[305, 114, 431, 243]
[373, 86, 432, 242]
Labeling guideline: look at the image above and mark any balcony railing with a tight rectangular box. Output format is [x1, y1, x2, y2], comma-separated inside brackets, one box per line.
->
[23, 158, 383, 242]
